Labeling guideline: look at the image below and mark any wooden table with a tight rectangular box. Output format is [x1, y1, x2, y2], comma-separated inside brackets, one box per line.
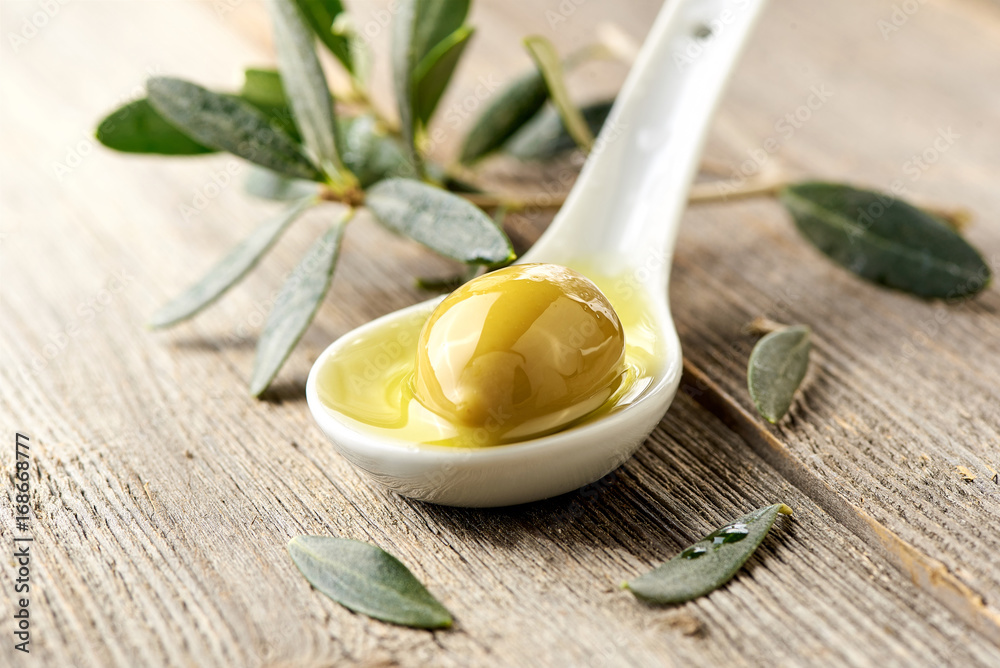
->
[2, 0, 1000, 665]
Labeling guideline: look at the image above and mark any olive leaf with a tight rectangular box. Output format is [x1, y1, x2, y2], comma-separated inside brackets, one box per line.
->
[625, 504, 793, 605]
[458, 69, 549, 164]
[96, 75, 300, 155]
[268, 0, 343, 176]
[244, 166, 321, 201]
[95, 98, 215, 155]
[412, 25, 476, 127]
[365, 178, 514, 265]
[241, 68, 288, 111]
[249, 210, 351, 396]
[290, 0, 354, 74]
[147, 77, 324, 181]
[339, 115, 413, 187]
[523, 36, 593, 152]
[337, 14, 373, 86]
[780, 182, 992, 299]
[149, 198, 316, 329]
[392, 0, 470, 156]
[747, 325, 811, 423]
[505, 100, 614, 161]
[288, 535, 453, 629]
[239, 68, 300, 139]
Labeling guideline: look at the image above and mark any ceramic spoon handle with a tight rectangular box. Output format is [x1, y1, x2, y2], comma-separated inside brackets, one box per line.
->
[524, 0, 770, 282]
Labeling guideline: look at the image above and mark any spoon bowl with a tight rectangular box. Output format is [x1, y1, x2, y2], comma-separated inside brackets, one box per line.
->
[307, 0, 769, 506]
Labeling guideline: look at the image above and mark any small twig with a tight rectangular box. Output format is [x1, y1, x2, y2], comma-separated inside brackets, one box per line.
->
[455, 172, 974, 236]
[320, 184, 364, 208]
[688, 175, 788, 204]
[458, 172, 787, 212]
[458, 192, 566, 211]
[743, 316, 787, 336]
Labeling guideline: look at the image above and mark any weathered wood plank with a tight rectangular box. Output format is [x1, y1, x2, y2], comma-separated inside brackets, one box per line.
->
[1, 0, 999, 667]
[670, 0, 1000, 616]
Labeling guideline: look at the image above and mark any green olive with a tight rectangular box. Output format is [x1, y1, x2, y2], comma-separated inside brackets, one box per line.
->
[413, 263, 626, 444]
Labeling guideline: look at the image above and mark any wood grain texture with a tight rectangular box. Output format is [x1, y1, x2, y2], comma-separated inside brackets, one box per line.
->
[1, 0, 999, 667]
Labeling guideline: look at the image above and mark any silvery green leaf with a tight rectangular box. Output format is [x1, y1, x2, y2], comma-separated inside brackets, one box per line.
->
[250, 210, 350, 396]
[147, 77, 323, 181]
[780, 182, 991, 299]
[523, 36, 593, 151]
[625, 504, 793, 604]
[339, 115, 413, 187]
[505, 100, 614, 161]
[96, 98, 215, 155]
[244, 166, 321, 201]
[150, 198, 315, 329]
[240, 68, 288, 110]
[392, 0, 470, 156]
[365, 178, 513, 265]
[288, 535, 452, 629]
[458, 69, 548, 164]
[747, 325, 811, 423]
[268, 0, 342, 175]
[413, 25, 475, 126]
[290, 0, 353, 73]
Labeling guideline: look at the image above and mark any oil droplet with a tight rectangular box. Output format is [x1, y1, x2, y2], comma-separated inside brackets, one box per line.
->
[681, 546, 708, 560]
[709, 523, 749, 548]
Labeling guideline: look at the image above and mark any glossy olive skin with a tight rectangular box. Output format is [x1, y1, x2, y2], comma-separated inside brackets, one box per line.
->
[413, 263, 626, 443]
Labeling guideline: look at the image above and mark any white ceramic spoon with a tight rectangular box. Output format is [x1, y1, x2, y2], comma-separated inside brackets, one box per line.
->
[307, 0, 769, 507]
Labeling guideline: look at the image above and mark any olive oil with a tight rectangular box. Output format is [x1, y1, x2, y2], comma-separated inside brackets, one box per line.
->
[314, 265, 662, 447]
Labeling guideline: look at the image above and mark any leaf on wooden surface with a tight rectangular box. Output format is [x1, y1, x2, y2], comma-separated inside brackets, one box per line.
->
[458, 69, 549, 164]
[96, 98, 216, 155]
[625, 504, 793, 605]
[244, 166, 321, 201]
[149, 198, 315, 329]
[290, 0, 354, 73]
[339, 115, 414, 187]
[505, 100, 614, 161]
[779, 182, 992, 299]
[249, 210, 351, 396]
[523, 36, 593, 152]
[413, 25, 475, 126]
[288, 535, 453, 629]
[747, 325, 811, 423]
[147, 77, 323, 181]
[365, 178, 514, 265]
[268, 0, 342, 175]
[392, 0, 470, 155]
